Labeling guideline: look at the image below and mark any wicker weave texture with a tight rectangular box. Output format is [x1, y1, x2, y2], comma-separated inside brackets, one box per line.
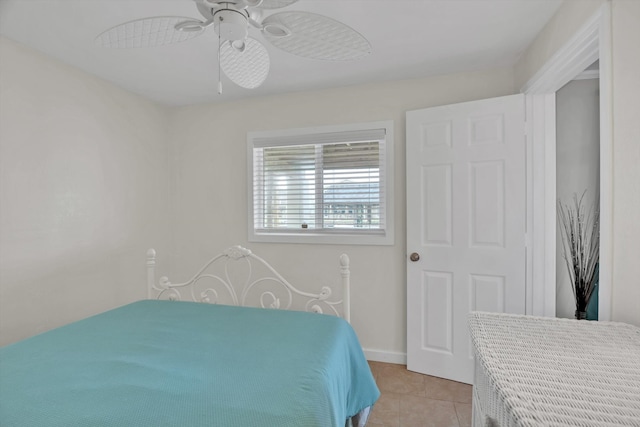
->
[469, 312, 640, 427]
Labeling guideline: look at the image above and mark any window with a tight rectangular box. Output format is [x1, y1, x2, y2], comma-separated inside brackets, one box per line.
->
[248, 121, 394, 245]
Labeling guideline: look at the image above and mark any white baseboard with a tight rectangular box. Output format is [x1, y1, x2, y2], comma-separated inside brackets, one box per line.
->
[363, 348, 407, 365]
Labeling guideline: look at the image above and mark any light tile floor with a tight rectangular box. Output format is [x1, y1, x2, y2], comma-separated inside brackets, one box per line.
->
[367, 361, 472, 427]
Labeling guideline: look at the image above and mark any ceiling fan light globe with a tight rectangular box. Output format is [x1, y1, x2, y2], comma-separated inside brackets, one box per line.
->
[231, 40, 246, 52]
[259, 0, 299, 10]
[248, 9, 264, 25]
[263, 23, 290, 38]
[174, 20, 205, 32]
[236, 0, 263, 9]
[201, 0, 221, 8]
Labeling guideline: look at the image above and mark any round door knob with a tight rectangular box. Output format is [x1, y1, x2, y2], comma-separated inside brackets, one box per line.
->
[410, 252, 420, 262]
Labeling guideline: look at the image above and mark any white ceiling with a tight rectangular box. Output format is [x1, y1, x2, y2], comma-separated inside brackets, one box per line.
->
[0, 0, 563, 107]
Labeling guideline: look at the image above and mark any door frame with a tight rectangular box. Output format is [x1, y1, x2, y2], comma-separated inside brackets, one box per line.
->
[523, 3, 612, 320]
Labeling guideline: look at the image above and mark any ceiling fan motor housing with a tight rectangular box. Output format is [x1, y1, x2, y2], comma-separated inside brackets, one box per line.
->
[214, 9, 248, 41]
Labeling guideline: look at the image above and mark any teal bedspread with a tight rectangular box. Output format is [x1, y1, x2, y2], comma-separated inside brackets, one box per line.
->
[0, 300, 379, 426]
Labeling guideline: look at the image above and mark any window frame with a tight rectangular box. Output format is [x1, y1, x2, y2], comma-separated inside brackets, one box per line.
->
[247, 120, 394, 245]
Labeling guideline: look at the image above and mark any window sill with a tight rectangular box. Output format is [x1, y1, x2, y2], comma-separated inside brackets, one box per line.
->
[249, 230, 394, 246]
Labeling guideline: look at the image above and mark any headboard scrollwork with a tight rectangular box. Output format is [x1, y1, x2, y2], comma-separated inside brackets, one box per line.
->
[146, 245, 351, 322]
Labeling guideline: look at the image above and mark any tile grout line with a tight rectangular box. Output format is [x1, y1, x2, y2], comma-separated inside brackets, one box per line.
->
[369, 361, 472, 427]
[454, 401, 462, 427]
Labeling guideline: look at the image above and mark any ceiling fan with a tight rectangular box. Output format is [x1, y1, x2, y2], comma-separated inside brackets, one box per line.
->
[95, 0, 372, 92]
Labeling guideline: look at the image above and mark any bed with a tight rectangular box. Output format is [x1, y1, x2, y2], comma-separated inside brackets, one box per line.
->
[0, 245, 379, 427]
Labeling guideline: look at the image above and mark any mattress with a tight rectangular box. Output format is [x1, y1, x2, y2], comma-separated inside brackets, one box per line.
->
[0, 300, 379, 426]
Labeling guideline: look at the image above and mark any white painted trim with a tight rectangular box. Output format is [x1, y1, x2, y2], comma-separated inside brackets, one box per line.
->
[522, 3, 612, 320]
[573, 69, 600, 80]
[597, 3, 613, 322]
[525, 96, 533, 314]
[363, 348, 407, 365]
[543, 95, 557, 317]
[524, 93, 557, 317]
[521, 8, 601, 94]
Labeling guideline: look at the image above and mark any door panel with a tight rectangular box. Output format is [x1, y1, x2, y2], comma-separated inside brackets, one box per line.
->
[406, 94, 526, 384]
[421, 164, 452, 245]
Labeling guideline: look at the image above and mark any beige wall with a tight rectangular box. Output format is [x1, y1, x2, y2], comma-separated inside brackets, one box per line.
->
[514, 0, 607, 89]
[0, 34, 516, 356]
[0, 37, 170, 345]
[610, 0, 640, 326]
[516, 0, 640, 326]
[167, 68, 517, 357]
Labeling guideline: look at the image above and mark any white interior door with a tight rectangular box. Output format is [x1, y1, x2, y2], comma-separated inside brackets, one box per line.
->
[406, 94, 526, 384]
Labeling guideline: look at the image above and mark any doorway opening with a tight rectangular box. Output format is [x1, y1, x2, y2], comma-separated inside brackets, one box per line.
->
[555, 61, 600, 320]
[523, 3, 611, 320]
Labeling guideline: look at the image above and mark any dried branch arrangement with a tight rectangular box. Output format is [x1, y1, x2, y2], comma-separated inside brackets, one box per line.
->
[557, 191, 600, 319]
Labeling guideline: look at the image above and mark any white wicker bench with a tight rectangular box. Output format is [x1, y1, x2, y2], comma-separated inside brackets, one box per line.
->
[469, 312, 640, 427]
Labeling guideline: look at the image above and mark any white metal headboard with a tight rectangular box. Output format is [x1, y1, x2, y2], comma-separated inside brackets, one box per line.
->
[146, 245, 351, 322]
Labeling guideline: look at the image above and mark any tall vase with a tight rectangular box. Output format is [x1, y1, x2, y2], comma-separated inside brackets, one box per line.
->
[575, 310, 587, 320]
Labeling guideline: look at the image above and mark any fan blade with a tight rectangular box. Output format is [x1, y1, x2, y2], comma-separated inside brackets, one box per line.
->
[260, 0, 298, 10]
[220, 37, 270, 89]
[96, 16, 204, 48]
[261, 12, 371, 61]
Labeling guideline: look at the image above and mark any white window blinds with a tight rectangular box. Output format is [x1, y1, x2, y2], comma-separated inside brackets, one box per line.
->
[251, 127, 388, 237]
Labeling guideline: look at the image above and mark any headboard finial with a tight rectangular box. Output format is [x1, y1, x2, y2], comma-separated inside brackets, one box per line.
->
[339, 253, 350, 270]
[339, 254, 351, 323]
[146, 249, 156, 300]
